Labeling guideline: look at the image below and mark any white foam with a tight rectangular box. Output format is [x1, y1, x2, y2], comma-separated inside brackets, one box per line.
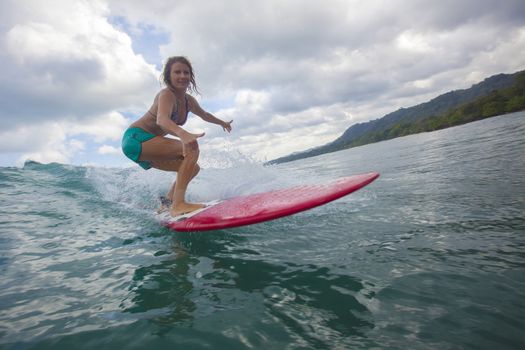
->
[84, 150, 297, 212]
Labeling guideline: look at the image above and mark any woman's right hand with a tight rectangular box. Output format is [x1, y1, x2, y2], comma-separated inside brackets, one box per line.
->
[180, 131, 205, 157]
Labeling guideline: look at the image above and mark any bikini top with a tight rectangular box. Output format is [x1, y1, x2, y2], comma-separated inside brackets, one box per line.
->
[147, 94, 189, 126]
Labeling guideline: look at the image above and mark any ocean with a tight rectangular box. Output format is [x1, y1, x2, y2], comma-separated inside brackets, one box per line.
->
[1, 111, 524, 349]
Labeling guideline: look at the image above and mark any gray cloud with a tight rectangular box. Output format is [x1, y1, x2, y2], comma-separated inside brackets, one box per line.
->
[1, 1, 158, 129]
[147, 0, 525, 118]
[1, 0, 525, 163]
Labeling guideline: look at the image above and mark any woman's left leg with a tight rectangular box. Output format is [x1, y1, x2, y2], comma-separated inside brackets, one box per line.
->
[139, 136, 203, 215]
[170, 141, 204, 215]
[165, 164, 201, 202]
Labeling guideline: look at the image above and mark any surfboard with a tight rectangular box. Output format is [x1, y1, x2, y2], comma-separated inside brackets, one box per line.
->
[156, 172, 379, 232]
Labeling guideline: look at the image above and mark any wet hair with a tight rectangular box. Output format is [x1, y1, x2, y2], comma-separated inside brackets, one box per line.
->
[161, 56, 200, 94]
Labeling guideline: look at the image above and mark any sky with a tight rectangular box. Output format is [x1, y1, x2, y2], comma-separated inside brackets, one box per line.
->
[1, 0, 524, 167]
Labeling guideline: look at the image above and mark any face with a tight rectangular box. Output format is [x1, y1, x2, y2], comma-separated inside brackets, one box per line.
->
[169, 62, 191, 90]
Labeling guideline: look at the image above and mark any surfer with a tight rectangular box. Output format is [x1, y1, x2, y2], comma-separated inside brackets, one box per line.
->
[122, 56, 233, 216]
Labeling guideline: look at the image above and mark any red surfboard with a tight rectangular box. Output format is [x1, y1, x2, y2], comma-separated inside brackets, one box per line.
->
[157, 172, 379, 232]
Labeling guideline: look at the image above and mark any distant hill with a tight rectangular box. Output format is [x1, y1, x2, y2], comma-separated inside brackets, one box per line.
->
[269, 70, 525, 164]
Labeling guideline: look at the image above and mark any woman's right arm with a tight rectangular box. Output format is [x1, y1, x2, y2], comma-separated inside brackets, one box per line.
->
[155, 91, 204, 155]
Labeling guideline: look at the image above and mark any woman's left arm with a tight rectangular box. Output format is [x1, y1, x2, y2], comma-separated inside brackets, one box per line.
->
[188, 95, 233, 133]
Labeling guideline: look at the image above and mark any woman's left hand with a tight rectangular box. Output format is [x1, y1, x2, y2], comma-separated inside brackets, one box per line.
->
[222, 120, 233, 133]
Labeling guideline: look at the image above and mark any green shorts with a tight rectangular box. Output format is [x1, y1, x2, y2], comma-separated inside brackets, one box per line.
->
[121, 128, 156, 170]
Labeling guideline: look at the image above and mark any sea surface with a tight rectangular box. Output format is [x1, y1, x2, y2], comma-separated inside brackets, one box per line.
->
[1, 111, 524, 350]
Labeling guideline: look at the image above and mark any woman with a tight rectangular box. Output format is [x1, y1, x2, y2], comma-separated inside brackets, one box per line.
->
[122, 56, 233, 216]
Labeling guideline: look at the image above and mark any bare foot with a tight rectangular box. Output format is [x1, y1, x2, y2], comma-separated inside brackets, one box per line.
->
[156, 196, 172, 214]
[156, 205, 168, 214]
[170, 202, 205, 216]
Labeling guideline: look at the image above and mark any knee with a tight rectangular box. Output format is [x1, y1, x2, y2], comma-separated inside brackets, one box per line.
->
[193, 164, 200, 177]
[184, 145, 200, 163]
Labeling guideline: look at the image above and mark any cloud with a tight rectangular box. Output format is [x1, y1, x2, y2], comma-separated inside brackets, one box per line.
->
[0, 0, 161, 164]
[0, 122, 77, 165]
[1, 0, 158, 125]
[69, 111, 129, 142]
[137, 0, 524, 127]
[98, 145, 120, 155]
[0, 110, 129, 165]
[0, 1, 158, 126]
[1, 0, 524, 165]
[106, 0, 525, 160]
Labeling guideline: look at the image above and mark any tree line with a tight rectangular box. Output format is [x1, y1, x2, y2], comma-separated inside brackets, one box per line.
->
[346, 71, 525, 148]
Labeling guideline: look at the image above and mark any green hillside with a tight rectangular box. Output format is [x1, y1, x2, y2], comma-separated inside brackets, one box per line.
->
[270, 70, 525, 164]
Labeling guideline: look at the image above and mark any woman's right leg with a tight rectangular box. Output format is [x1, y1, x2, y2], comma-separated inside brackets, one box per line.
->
[139, 136, 204, 215]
